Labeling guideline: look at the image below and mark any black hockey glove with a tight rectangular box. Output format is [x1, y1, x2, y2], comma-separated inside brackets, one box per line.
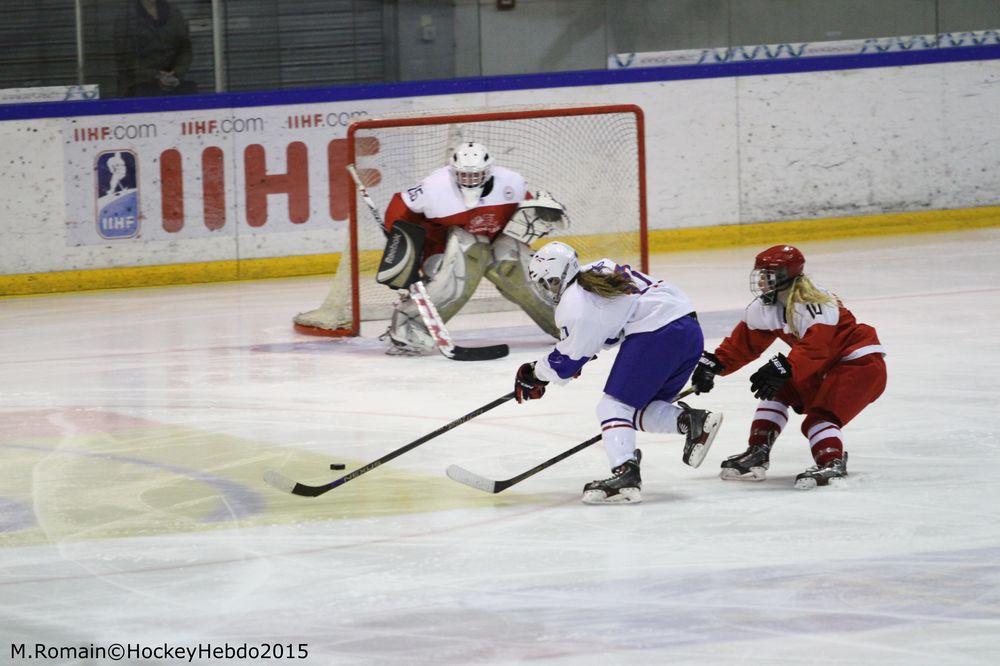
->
[749, 353, 792, 401]
[514, 362, 548, 404]
[691, 351, 724, 394]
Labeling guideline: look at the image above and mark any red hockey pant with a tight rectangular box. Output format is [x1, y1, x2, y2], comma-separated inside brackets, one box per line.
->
[780, 353, 887, 428]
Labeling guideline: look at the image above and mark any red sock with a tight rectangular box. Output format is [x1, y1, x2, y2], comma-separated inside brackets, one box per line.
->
[803, 417, 844, 465]
[749, 400, 788, 448]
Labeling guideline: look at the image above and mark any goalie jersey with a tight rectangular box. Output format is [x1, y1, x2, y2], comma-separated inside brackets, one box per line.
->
[384, 165, 528, 257]
[534, 260, 695, 384]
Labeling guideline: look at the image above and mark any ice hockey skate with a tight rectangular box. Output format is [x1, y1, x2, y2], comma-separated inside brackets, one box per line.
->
[676, 402, 723, 468]
[380, 330, 428, 356]
[719, 444, 771, 481]
[582, 450, 642, 504]
[379, 309, 434, 356]
[794, 453, 848, 489]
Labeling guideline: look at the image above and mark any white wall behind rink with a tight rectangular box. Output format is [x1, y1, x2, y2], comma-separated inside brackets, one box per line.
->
[1, 58, 998, 277]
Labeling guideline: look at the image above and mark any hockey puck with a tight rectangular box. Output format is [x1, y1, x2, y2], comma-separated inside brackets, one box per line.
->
[330, 463, 346, 470]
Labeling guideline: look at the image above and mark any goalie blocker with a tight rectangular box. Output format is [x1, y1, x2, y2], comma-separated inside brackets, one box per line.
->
[376, 220, 426, 290]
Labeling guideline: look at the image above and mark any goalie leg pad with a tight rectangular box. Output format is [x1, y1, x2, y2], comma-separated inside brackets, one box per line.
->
[484, 236, 559, 338]
[386, 298, 435, 353]
[387, 227, 490, 349]
[423, 227, 491, 321]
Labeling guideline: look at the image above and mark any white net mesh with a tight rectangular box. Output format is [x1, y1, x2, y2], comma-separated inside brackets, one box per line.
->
[294, 105, 646, 335]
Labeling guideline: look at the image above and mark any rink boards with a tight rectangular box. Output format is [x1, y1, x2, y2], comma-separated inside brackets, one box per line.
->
[1, 50, 999, 295]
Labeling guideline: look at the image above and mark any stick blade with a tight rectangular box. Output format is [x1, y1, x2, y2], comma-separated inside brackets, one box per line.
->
[447, 344, 509, 362]
[446, 464, 500, 493]
[263, 469, 297, 494]
[264, 470, 331, 497]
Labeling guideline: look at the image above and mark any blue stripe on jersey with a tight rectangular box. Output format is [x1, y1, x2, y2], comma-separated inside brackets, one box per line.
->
[610, 262, 659, 294]
[547, 349, 589, 380]
[622, 265, 653, 287]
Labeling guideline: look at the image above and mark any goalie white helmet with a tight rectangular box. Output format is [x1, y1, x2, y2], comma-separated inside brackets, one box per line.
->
[450, 142, 494, 207]
[503, 190, 570, 244]
[528, 241, 580, 304]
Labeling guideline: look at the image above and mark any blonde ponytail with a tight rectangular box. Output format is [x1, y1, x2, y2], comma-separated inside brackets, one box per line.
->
[575, 269, 637, 299]
[784, 275, 837, 337]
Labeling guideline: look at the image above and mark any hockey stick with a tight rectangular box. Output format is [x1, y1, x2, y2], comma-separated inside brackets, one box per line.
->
[446, 434, 603, 494]
[264, 391, 517, 497]
[346, 164, 508, 362]
[446, 387, 699, 494]
[407, 280, 509, 361]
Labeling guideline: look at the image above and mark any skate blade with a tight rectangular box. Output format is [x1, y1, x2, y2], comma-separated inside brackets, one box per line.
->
[582, 488, 641, 504]
[719, 466, 767, 482]
[795, 476, 846, 490]
[684, 412, 724, 468]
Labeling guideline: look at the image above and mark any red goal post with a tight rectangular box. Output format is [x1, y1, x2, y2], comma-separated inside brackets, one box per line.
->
[294, 104, 648, 337]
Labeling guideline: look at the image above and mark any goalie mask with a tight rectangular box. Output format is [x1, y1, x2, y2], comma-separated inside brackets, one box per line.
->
[750, 244, 805, 304]
[528, 241, 580, 304]
[450, 142, 494, 208]
[502, 191, 570, 244]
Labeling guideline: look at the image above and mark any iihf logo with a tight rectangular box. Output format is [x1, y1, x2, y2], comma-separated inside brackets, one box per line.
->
[95, 150, 139, 239]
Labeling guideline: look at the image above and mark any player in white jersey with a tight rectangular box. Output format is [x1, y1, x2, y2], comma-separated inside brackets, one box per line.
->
[512, 241, 724, 504]
[376, 142, 569, 355]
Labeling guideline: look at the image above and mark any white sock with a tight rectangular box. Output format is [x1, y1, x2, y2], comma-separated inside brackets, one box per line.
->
[636, 400, 683, 434]
[596, 394, 638, 467]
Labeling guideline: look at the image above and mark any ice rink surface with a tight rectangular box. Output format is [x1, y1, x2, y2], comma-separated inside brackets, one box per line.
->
[2, 228, 999, 665]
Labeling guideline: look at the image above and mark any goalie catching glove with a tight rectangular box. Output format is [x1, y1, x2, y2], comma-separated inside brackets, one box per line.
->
[514, 362, 548, 403]
[749, 353, 792, 400]
[502, 191, 570, 244]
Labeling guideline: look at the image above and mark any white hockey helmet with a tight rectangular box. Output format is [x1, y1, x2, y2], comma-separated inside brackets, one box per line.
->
[450, 142, 494, 206]
[528, 241, 580, 304]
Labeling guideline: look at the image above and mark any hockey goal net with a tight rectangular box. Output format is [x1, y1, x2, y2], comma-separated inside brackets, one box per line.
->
[294, 104, 647, 336]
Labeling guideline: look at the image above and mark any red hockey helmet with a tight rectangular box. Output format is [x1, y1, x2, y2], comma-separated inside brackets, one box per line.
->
[750, 245, 805, 304]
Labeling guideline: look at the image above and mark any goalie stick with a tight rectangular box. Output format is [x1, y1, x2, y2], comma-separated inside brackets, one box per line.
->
[346, 164, 508, 362]
[264, 391, 516, 497]
[446, 387, 699, 494]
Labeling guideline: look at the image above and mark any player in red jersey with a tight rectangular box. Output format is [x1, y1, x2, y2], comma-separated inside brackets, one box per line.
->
[691, 245, 887, 488]
[377, 142, 568, 355]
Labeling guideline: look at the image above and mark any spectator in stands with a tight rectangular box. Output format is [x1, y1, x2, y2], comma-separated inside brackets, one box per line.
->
[113, 0, 197, 97]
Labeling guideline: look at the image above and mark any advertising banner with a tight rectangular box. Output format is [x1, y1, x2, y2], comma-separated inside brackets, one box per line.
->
[62, 99, 410, 248]
[609, 29, 1000, 69]
[0, 84, 99, 104]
